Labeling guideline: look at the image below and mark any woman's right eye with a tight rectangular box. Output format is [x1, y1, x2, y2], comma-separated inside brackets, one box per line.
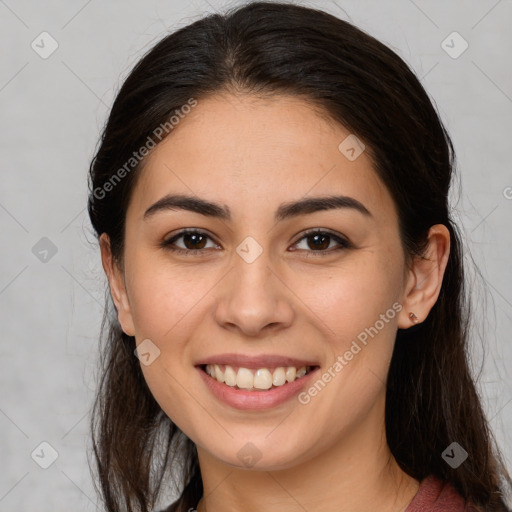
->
[161, 229, 219, 255]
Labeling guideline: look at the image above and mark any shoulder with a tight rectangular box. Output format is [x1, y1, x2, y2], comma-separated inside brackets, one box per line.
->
[405, 475, 476, 512]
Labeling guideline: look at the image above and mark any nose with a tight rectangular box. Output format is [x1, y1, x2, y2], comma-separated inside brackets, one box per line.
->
[214, 246, 295, 337]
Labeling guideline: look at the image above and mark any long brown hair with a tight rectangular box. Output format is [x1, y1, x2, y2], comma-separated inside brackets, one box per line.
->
[86, 2, 512, 511]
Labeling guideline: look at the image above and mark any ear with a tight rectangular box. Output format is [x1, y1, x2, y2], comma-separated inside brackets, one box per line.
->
[397, 224, 451, 329]
[99, 233, 135, 336]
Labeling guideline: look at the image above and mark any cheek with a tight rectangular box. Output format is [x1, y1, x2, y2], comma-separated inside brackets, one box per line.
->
[127, 258, 213, 340]
[130, 263, 211, 430]
[127, 261, 217, 397]
[294, 256, 402, 400]
[295, 253, 400, 335]
[291, 269, 400, 434]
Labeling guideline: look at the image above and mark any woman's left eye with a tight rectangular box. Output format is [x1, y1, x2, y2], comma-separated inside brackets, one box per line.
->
[161, 229, 351, 257]
[291, 230, 351, 256]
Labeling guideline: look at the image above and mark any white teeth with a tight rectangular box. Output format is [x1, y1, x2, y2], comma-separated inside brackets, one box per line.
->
[296, 367, 307, 378]
[285, 367, 296, 382]
[224, 365, 237, 386]
[214, 365, 225, 383]
[205, 364, 311, 390]
[236, 367, 254, 390]
[253, 369, 273, 390]
[272, 367, 286, 386]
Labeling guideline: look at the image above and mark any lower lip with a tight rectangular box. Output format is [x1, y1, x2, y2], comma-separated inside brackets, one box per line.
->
[196, 366, 319, 411]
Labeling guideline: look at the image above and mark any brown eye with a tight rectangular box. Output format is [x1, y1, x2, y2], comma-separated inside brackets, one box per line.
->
[305, 233, 331, 250]
[291, 229, 351, 256]
[180, 232, 208, 250]
[162, 229, 218, 255]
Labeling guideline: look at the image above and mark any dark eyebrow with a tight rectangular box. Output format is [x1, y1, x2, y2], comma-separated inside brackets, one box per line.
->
[143, 193, 372, 222]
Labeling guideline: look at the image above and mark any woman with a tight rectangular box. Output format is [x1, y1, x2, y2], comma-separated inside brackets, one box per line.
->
[86, 2, 512, 511]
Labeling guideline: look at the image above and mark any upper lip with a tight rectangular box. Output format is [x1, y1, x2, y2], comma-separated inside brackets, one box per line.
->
[195, 353, 319, 369]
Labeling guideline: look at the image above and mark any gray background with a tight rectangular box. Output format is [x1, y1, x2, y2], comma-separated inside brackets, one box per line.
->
[0, 0, 511, 510]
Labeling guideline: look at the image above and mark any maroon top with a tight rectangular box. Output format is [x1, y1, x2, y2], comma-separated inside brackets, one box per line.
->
[161, 475, 478, 512]
[406, 475, 476, 511]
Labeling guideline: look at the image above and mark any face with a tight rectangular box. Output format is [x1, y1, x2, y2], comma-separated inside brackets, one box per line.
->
[102, 92, 437, 471]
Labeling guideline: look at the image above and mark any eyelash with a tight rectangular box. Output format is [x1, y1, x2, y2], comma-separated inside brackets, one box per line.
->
[161, 228, 352, 257]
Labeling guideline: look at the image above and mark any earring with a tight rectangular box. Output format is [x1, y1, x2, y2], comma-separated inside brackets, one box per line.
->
[409, 312, 419, 324]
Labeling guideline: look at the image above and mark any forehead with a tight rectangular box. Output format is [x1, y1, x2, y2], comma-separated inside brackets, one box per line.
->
[127, 93, 396, 224]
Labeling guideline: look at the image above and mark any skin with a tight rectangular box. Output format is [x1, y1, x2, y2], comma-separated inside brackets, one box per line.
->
[100, 92, 450, 512]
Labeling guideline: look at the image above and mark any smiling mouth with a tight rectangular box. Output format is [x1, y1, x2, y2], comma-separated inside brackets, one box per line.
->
[199, 364, 319, 391]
